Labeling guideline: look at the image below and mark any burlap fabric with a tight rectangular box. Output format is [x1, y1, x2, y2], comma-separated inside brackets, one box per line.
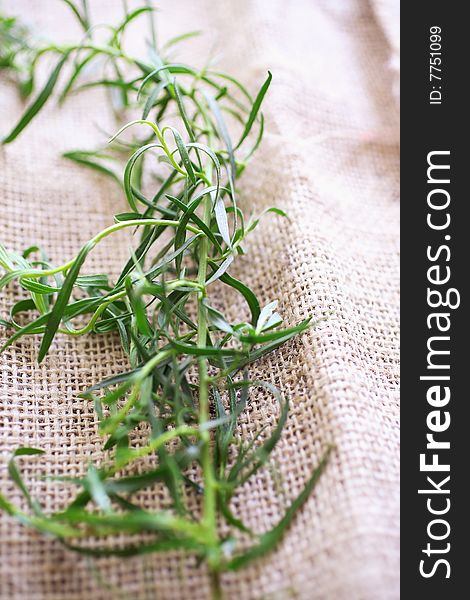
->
[0, 1, 400, 598]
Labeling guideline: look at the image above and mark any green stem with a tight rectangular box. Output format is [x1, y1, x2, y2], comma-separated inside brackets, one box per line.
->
[110, 119, 187, 174]
[10, 219, 199, 280]
[60, 289, 127, 335]
[209, 570, 223, 600]
[197, 143, 219, 562]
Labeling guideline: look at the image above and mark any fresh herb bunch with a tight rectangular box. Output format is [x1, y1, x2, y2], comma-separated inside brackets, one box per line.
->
[0, 2, 329, 597]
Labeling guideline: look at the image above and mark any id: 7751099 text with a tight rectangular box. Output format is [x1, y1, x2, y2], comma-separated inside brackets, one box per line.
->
[429, 25, 442, 105]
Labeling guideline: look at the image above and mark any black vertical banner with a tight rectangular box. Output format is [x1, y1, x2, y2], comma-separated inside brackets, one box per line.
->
[401, 3, 469, 598]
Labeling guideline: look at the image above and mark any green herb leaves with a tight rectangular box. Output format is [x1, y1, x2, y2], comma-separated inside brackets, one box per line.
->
[0, 3, 328, 595]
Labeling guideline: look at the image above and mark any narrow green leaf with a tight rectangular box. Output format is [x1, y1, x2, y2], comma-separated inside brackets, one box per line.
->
[125, 277, 153, 338]
[172, 80, 196, 141]
[21, 279, 60, 294]
[227, 447, 332, 570]
[161, 30, 201, 52]
[240, 319, 311, 345]
[8, 448, 45, 514]
[204, 300, 233, 334]
[75, 274, 109, 288]
[204, 91, 236, 183]
[38, 241, 94, 362]
[234, 71, 272, 150]
[214, 195, 232, 248]
[114, 6, 153, 36]
[3, 52, 70, 144]
[142, 81, 167, 120]
[63, 151, 121, 184]
[165, 126, 196, 184]
[61, 0, 90, 31]
[86, 465, 112, 512]
[215, 271, 261, 325]
[206, 256, 233, 286]
[124, 143, 163, 211]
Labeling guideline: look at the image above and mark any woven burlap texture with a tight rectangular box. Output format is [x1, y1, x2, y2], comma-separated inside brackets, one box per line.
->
[0, 1, 399, 599]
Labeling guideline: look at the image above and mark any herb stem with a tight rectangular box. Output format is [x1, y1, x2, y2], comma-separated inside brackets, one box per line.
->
[9, 219, 199, 281]
[61, 289, 127, 336]
[209, 570, 223, 600]
[197, 141, 219, 563]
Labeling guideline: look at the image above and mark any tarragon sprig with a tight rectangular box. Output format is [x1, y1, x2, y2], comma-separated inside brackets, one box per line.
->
[0, 3, 330, 598]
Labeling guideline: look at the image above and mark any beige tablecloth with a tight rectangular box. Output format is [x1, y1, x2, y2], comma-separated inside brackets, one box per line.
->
[0, 1, 399, 598]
